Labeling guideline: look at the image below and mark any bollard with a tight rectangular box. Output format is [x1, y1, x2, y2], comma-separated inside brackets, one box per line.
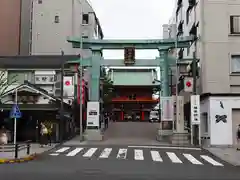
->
[27, 143, 30, 155]
[15, 144, 19, 159]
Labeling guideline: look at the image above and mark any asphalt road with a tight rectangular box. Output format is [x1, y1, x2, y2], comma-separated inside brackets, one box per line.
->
[1, 145, 240, 180]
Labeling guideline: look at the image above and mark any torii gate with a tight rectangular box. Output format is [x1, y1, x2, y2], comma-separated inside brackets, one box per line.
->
[67, 36, 195, 140]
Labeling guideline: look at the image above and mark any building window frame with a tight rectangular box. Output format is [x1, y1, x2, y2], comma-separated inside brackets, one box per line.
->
[230, 15, 240, 35]
[231, 55, 240, 73]
[82, 14, 89, 25]
[54, 15, 60, 23]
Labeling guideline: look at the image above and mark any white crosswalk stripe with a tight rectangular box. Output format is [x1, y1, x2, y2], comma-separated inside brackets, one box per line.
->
[116, 148, 128, 159]
[183, 153, 203, 165]
[99, 148, 112, 158]
[200, 155, 224, 166]
[134, 149, 144, 160]
[56, 147, 70, 153]
[83, 148, 98, 157]
[66, 148, 83, 157]
[166, 152, 183, 163]
[49, 147, 224, 167]
[150, 150, 163, 162]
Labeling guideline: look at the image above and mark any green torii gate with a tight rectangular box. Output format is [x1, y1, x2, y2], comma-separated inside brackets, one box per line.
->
[67, 36, 194, 140]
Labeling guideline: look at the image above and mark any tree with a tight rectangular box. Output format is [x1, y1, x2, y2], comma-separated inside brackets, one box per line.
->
[0, 71, 17, 103]
[100, 68, 114, 111]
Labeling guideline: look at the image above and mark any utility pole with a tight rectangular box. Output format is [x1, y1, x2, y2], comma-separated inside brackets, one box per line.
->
[60, 50, 64, 142]
[192, 51, 197, 95]
[79, 2, 83, 141]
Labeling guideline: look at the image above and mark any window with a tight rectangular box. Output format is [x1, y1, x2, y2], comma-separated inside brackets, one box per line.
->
[231, 55, 240, 73]
[230, 16, 240, 34]
[38, 0, 42, 4]
[82, 14, 89, 24]
[54, 15, 59, 23]
[8, 71, 34, 84]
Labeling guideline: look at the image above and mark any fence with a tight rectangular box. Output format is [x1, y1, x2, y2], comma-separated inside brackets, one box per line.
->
[0, 140, 31, 159]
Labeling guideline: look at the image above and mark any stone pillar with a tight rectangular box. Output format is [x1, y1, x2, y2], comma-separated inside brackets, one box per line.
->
[84, 48, 103, 141]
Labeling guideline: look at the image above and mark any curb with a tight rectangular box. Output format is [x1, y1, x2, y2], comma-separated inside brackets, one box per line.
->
[202, 147, 240, 166]
[0, 153, 38, 164]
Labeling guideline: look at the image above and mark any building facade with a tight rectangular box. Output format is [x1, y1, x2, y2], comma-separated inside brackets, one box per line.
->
[166, 0, 240, 146]
[0, 0, 103, 143]
[0, 0, 103, 55]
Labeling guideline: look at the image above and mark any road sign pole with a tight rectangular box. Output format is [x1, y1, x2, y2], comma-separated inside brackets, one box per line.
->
[13, 89, 17, 145]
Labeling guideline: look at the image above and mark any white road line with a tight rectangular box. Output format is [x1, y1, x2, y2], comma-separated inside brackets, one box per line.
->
[166, 152, 182, 163]
[128, 145, 201, 151]
[183, 153, 203, 165]
[150, 151, 163, 162]
[99, 148, 112, 158]
[49, 153, 59, 156]
[134, 149, 144, 160]
[200, 155, 224, 166]
[55, 147, 70, 153]
[116, 148, 128, 159]
[83, 148, 98, 157]
[66, 148, 83, 156]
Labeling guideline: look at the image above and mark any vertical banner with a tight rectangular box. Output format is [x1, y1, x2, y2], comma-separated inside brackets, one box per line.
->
[87, 102, 100, 127]
[190, 95, 200, 125]
[161, 96, 174, 121]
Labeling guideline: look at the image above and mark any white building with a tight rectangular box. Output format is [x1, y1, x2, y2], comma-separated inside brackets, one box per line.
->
[31, 0, 103, 56]
[165, 0, 240, 147]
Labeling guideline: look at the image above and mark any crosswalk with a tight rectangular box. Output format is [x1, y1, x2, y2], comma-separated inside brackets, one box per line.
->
[49, 146, 224, 167]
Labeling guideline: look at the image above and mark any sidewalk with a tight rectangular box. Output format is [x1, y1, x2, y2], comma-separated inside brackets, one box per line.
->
[204, 147, 240, 166]
[0, 143, 58, 163]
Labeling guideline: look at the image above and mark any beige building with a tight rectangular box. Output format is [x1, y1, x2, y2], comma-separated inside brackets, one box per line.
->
[165, 0, 240, 146]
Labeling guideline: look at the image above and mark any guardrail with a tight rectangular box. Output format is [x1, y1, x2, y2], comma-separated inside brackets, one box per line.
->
[0, 140, 31, 159]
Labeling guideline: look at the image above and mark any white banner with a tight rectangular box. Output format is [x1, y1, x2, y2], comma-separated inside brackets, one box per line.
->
[87, 101, 100, 127]
[191, 95, 200, 125]
[161, 96, 174, 121]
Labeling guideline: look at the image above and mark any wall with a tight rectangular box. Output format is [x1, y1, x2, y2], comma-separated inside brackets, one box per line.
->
[0, 0, 21, 55]
[31, 0, 98, 56]
[208, 96, 239, 146]
[200, 99, 210, 139]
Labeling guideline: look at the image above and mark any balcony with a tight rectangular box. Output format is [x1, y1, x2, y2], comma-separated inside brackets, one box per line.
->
[187, 8, 195, 32]
[188, 0, 196, 10]
[176, 0, 183, 14]
[177, 21, 184, 36]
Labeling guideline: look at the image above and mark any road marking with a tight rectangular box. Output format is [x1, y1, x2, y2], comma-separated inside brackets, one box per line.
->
[117, 148, 127, 159]
[66, 148, 83, 156]
[128, 145, 201, 151]
[83, 148, 98, 157]
[55, 147, 70, 153]
[183, 153, 203, 165]
[150, 151, 163, 162]
[200, 155, 223, 166]
[49, 153, 59, 156]
[166, 152, 182, 163]
[99, 148, 112, 158]
[134, 149, 144, 160]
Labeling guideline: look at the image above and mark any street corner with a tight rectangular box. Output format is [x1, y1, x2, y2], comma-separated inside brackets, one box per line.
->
[0, 153, 38, 164]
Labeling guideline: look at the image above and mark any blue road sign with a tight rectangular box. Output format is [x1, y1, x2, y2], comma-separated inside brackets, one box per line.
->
[10, 104, 22, 119]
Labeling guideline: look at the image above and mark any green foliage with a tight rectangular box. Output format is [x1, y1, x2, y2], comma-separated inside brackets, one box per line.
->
[0, 71, 18, 102]
[100, 68, 114, 105]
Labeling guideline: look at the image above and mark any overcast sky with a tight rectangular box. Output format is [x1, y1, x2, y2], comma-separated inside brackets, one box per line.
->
[89, 0, 175, 60]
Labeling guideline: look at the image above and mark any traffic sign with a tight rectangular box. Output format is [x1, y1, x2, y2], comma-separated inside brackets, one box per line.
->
[10, 104, 22, 119]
